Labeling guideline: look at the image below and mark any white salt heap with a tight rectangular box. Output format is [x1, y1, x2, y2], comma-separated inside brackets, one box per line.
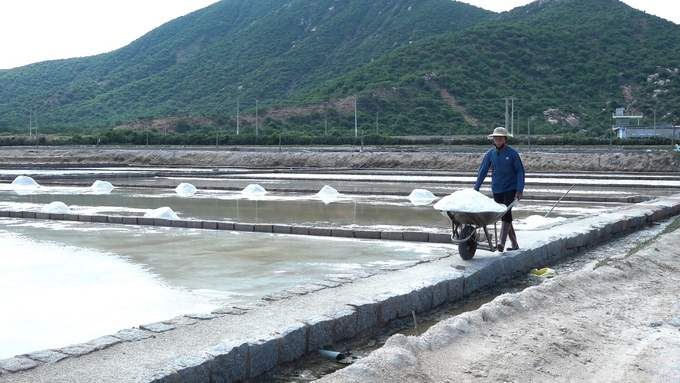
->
[516, 214, 566, 230]
[433, 188, 507, 213]
[317, 185, 339, 197]
[90, 180, 114, 194]
[175, 183, 197, 197]
[41, 201, 71, 214]
[11, 176, 40, 188]
[241, 184, 267, 197]
[144, 207, 180, 220]
[317, 185, 340, 204]
[408, 189, 436, 206]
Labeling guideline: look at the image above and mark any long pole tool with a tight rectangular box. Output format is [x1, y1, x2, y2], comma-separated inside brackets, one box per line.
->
[545, 184, 575, 218]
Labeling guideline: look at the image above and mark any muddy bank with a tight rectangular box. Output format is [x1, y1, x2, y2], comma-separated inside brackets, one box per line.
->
[0, 147, 679, 173]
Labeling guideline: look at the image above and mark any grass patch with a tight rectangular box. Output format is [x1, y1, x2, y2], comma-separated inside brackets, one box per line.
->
[594, 216, 680, 269]
[660, 215, 680, 235]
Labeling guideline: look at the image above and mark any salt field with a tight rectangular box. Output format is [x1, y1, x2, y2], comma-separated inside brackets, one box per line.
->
[0, 167, 674, 360]
[0, 217, 458, 359]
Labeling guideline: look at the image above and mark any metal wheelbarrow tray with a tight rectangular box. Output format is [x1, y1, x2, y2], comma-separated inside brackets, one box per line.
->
[438, 199, 518, 260]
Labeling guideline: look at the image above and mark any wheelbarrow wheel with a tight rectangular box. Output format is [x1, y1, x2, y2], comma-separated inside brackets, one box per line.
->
[458, 225, 477, 260]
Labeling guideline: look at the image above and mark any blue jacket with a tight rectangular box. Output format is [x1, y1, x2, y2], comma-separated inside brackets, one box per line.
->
[474, 145, 525, 194]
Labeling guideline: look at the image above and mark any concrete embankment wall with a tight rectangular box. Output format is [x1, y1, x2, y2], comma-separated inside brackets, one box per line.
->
[0, 147, 679, 173]
[1, 195, 680, 382]
[0, 210, 453, 243]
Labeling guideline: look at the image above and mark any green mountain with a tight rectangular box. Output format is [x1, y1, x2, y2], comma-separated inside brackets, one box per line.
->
[312, 0, 680, 136]
[0, 0, 491, 131]
[1, 0, 679, 139]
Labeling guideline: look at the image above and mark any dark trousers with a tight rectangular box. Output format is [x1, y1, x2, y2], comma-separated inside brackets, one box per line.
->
[493, 190, 516, 223]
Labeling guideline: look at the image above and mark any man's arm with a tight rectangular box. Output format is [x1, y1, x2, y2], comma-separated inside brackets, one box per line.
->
[514, 151, 525, 199]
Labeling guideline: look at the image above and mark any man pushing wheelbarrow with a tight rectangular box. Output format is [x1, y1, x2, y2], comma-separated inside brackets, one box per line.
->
[434, 127, 526, 260]
[474, 127, 525, 252]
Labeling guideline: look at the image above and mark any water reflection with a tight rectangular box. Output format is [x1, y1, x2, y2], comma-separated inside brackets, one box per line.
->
[0, 185, 603, 233]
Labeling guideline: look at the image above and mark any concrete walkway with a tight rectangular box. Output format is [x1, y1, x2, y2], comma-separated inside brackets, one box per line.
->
[1, 195, 679, 383]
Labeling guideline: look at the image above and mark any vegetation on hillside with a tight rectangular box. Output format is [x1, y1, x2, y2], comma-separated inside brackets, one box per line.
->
[1, 0, 679, 142]
[299, 0, 680, 137]
[0, 0, 491, 132]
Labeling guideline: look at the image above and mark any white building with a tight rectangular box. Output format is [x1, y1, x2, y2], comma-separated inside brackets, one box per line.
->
[611, 108, 678, 139]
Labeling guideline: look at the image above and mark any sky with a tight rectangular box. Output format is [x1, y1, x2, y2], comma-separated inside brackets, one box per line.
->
[0, 0, 677, 70]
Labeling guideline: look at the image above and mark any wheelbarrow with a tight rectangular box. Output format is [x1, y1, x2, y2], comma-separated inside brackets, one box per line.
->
[436, 199, 518, 260]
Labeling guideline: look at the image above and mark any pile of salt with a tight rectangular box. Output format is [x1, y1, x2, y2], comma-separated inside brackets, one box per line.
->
[433, 189, 507, 213]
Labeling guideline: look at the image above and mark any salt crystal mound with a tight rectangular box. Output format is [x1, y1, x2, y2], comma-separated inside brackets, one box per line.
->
[317, 185, 339, 196]
[517, 214, 566, 230]
[144, 207, 180, 220]
[433, 189, 507, 213]
[317, 185, 340, 203]
[241, 184, 267, 197]
[11, 175, 40, 188]
[408, 189, 437, 206]
[41, 201, 71, 214]
[91, 180, 114, 194]
[175, 183, 197, 197]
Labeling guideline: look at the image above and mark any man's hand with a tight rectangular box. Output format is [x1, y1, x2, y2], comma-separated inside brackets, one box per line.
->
[515, 191, 523, 200]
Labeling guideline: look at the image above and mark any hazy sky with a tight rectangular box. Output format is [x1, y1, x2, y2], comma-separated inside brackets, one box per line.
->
[0, 0, 677, 70]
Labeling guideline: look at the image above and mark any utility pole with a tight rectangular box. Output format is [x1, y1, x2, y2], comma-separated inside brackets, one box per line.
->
[527, 117, 531, 152]
[354, 94, 358, 138]
[29, 107, 38, 137]
[30, 107, 39, 148]
[236, 101, 240, 135]
[376, 110, 379, 134]
[511, 98, 515, 135]
[361, 130, 364, 152]
[255, 99, 259, 136]
[504, 98, 509, 130]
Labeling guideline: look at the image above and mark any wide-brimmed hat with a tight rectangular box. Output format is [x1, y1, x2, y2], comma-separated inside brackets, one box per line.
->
[487, 127, 513, 138]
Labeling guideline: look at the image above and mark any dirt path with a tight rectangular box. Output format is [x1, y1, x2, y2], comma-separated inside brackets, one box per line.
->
[316, 225, 680, 382]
